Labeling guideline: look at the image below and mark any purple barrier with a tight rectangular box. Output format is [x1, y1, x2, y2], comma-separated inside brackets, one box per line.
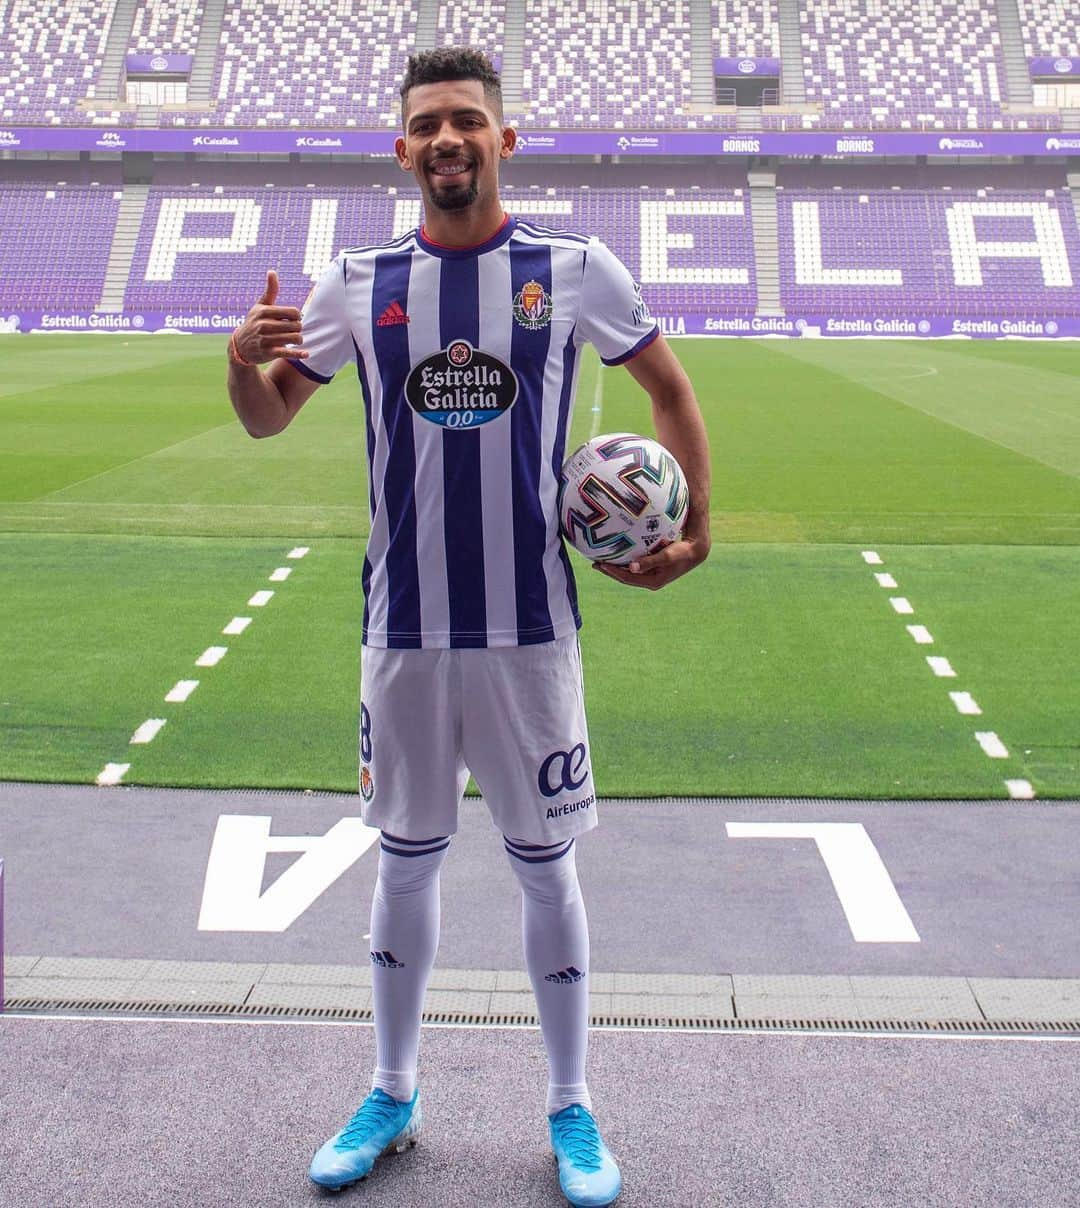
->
[714, 57, 781, 76]
[5, 311, 1079, 339]
[0, 857, 4, 1013]
[1, 127, 1079, 156]
[125, 54, 193, 74]
[1029, 57, 1080, 77]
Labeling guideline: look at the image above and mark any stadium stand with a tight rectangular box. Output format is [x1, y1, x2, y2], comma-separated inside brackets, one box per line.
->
[711, 0, 780, 58]
[0, 181, 122, 307]
[129, 0, 203, 56]
[1017, 0, 1080, 57]
[776, 165, 1079, 316]
[0, 0, 121, 125]
[797, 0, 1050, 131]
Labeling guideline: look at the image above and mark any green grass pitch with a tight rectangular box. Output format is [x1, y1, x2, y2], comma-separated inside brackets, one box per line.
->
[1, 333, 1078, 798]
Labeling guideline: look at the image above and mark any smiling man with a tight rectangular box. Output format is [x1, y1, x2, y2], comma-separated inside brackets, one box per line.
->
[226, 47, 710, 1207]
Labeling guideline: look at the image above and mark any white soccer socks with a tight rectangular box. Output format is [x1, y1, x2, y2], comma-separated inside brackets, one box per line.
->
[369, 834, 451, 1103]
[504, 836, 593, 1116]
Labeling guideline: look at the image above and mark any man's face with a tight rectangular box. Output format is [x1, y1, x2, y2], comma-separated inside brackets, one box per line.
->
[395, 79, 515, 213]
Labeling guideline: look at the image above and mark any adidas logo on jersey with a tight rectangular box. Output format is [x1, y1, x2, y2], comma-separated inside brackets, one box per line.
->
[544, 966, 585, 984]
[370, 950, 404, 968]
[376, 301, 410, 327]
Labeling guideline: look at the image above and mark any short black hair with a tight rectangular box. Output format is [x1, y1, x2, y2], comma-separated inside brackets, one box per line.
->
[400, 47, 503, 125]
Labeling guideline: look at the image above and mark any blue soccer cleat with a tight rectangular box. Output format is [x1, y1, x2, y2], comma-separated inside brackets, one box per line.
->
[549, 1104, 622, 1207]
[308, 1087, 421, 1190]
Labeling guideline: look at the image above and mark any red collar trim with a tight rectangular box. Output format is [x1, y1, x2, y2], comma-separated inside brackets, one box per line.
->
[420, 212, 510, 251]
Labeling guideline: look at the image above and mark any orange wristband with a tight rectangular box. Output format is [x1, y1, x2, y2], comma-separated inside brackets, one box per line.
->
[229, 331, 254, 367]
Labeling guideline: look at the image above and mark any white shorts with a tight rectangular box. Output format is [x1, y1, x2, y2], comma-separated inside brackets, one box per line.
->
[358, 635, 597, 845]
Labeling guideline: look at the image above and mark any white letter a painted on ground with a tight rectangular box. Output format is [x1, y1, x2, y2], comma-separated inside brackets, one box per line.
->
[198, 815, 379, 932]
[726, 822, 920, 942]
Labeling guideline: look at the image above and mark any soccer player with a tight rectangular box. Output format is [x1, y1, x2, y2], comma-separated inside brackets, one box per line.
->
[227, 47, 710, 1207]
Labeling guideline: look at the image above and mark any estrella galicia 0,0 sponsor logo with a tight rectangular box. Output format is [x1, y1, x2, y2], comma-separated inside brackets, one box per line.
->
[404, 340, 518, 430]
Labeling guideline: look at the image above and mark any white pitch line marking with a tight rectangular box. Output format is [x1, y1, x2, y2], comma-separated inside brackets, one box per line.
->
[223, 617, 251, 636]
[165, 680, 199, 703]
[890, 597, 914, 615]
[874, 573, 898, 588]
[975, 731, 1009, 759]
[287, 547, 309, 559]
[269, 567, 292, 582]
[926, 656, 956, 678]
[950, 692, 982, 716]
[861, 551, 883, 565]
[130, 718, 166, 745]
[195, 646, 228, 667]
[96, 762, 130, 786]
[1005, 779, 1036, 799]
[248, 590, 274, 607]
[906, 625, 934, 645]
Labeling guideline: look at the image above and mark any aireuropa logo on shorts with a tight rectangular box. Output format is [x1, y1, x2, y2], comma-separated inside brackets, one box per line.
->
[404, 340, 518, 430]
[835, 137, 875, 153]
[538, 745, 589, 798]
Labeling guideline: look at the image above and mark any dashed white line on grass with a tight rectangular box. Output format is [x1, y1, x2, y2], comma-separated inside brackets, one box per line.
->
[269, 567, 292, 582]
[195, 646, 228, 667]
[248, 590, 274, 607]
[949, 692, 982, 716]
[874, 573, 898, 588]
[165, 680, 199, 703]
[130, 718, 166, 745]
[1005, 779, 1036, 799]
[906, 625, 934, 644]
[861, 551, 883, 565]
[96, 762, 130, 787]
[287, 547, 309, 559]
[889, 597, 914, 615]
[926, 656, 956, 678]
[975, 732, 1010, 759]
[223, 617, 251, 636]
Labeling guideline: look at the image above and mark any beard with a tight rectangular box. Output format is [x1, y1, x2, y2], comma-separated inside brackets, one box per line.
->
[427, 178, 479, 211]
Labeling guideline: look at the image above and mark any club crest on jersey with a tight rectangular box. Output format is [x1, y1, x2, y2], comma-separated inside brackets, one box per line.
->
[404, 339, 519, 430]
[360, 765, 374, 802]
[513, 279, 552, 330]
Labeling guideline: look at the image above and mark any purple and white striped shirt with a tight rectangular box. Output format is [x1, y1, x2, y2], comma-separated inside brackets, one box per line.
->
[289, 214, 659, 649]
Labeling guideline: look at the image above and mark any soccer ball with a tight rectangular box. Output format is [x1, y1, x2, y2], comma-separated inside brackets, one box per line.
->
[559, 433, 689, 565]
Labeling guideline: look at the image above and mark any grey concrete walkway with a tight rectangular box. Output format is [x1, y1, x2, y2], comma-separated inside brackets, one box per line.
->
[2, 1014, 1078, 1207]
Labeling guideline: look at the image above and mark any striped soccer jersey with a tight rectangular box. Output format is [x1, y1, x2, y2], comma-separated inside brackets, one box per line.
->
[289, 213, 659, 650]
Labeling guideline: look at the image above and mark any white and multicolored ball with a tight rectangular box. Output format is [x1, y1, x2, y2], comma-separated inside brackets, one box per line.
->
[559, 433, 690, 565]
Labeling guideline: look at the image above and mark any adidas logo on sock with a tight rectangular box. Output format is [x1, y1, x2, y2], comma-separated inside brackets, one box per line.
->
[370, 950, 405, 968]
[376, 301, 410, 327]
[544, 966, 585, 984]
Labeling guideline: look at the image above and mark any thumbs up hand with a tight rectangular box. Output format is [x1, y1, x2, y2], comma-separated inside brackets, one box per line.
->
[230, 270, 308, 364]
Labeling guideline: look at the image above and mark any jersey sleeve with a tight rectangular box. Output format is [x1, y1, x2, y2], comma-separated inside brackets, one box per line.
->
[286, 255, 353, 384]
[575, 238, 660, 366]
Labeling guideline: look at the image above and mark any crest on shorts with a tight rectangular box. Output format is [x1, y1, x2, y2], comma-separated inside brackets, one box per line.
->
[360, 765, 375, 802]
[513, 280, 552, 330]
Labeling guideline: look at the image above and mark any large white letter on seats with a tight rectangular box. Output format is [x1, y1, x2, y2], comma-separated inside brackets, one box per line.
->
[639, 201, 749, 284]
[304, 198, 339, 281]
[792, 201, 903, 286]
[726, 822, 920, 942]
[146, 197, 262, 280]
[946, 202, 1073, 287]
[198, 815, 380, 932]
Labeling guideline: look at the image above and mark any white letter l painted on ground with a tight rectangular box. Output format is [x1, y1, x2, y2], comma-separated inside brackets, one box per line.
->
[725, 822, 920, 943]
[198, 815, 380, 932]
